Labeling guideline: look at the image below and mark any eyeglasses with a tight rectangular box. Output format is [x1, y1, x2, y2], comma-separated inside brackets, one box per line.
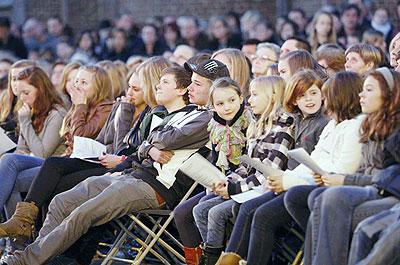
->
[250, 54, 277, 63]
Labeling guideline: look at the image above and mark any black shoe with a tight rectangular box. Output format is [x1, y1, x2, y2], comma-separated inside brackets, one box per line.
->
[199, 243, 224, 265]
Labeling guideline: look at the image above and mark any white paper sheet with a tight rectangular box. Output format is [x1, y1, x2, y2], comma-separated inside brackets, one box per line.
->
[0, 127, 17, 154]
[179, 153, 226, 189]
[154, 149, 198, 189]
[287, 148, 328, 175]
[230, 186, 266, 203]
[238, 155, 283, 177]
[70, 136, 106, 159]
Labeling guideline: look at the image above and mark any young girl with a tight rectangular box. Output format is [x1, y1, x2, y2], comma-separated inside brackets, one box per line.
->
[207, 77, 250, 172]
[308, 11, 337, 54]
[283, 70, 329, 170]
[303, 68, 400, 265]
[0, 60, 36, 143]
[0, 65, 114, 239]
[193, 76, 294, 264]
[0, 66, 66, 217]
[176, 76, 250, 265]
[219, 71, 364, 265]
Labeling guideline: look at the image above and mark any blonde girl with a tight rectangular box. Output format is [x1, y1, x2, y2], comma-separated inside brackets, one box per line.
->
[211, 48, 251, 98]
[61, 65, 114, 156]
[194, 76, 295, 263]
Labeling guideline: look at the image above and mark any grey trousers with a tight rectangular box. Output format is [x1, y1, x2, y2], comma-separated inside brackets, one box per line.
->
[6, 173, 160, 265]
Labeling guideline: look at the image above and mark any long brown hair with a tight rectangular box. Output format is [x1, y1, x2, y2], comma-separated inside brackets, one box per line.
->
[360, 69, 400, 142]
[322, 71, 362, 123]
[284, 69, 324, 113]
[309, 11, 337, 54]
[17, 66, 63, 133]
[0, 60, 36, 122]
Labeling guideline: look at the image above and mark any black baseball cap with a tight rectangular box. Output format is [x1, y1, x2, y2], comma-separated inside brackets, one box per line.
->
[184, 59, 230, 81]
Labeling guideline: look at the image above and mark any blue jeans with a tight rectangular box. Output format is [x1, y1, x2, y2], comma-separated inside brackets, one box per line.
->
[284, 185, 318, 232]
[348, 200, 400, 265]
[0, 153, 44, 209]
[225, 191, 276, 258]
[193, 196, 234, 247]
[174, 191, 216, 247]
[307, 186, 382, 265]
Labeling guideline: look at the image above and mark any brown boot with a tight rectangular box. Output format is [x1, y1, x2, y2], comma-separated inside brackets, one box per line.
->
[215, 252, 242, 265]
[0, 202, 38, 239]
[184, 246, 202, 265]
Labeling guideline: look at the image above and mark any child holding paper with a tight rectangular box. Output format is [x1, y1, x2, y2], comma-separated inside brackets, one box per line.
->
[299, 68, 400, 265]
[217, 71, 364, 265]
[193, 76, 295, 264]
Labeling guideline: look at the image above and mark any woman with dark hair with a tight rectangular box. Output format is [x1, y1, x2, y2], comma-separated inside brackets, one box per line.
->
[209, 15, 242, 51]
[70, 30, 98, 64]
[133, 23, 168, 57]
[163, 22, 181, 51]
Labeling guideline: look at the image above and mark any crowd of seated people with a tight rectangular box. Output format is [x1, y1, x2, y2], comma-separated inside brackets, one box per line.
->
[0, 2, 399, 265]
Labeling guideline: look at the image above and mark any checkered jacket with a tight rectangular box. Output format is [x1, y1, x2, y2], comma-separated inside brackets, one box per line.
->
[227, 111, 295, 195]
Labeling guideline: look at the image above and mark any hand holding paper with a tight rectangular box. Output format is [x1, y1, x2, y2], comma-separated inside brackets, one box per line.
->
[287, 148, 328, 175]
[70, 136, 106, 160]
[238, 155, 283, 177]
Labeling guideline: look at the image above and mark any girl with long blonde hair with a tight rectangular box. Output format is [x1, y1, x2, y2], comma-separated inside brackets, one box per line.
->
[193, 75, 295, 263]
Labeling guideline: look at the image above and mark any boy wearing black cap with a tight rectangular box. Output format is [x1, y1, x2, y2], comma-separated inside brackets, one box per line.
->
[185, 59, 230, 106]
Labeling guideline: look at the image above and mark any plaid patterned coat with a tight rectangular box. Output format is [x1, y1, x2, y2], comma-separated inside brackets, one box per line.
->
[227, 111, 295, 195]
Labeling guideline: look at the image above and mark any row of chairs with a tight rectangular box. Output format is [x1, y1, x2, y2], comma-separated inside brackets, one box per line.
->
[98, 181, 305, 265]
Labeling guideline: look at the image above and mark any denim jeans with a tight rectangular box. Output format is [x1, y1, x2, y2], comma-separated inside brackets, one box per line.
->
[284, 185, 318, 232]
[348, 200, 400, 265]
[193, 196, 234, 247]
[307, 186, 382, 265]
[0, 153, 44, 208]
[225, 191, 276, 258]
[174, 191, 217, 247]
[247, 193, 292, 265]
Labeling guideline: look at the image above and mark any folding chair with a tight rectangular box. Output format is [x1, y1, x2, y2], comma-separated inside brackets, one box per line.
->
[270, 222, 304, 265]
[101, 181, 199, 265]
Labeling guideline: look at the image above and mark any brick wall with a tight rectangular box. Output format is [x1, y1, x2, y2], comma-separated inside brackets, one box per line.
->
[0, 0, 398, 33]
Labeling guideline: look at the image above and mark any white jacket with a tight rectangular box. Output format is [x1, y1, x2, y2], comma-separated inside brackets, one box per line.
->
[282, 115, 364, 190]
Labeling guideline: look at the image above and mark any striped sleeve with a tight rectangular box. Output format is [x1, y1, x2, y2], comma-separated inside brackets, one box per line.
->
[227, 122, 294, 195]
